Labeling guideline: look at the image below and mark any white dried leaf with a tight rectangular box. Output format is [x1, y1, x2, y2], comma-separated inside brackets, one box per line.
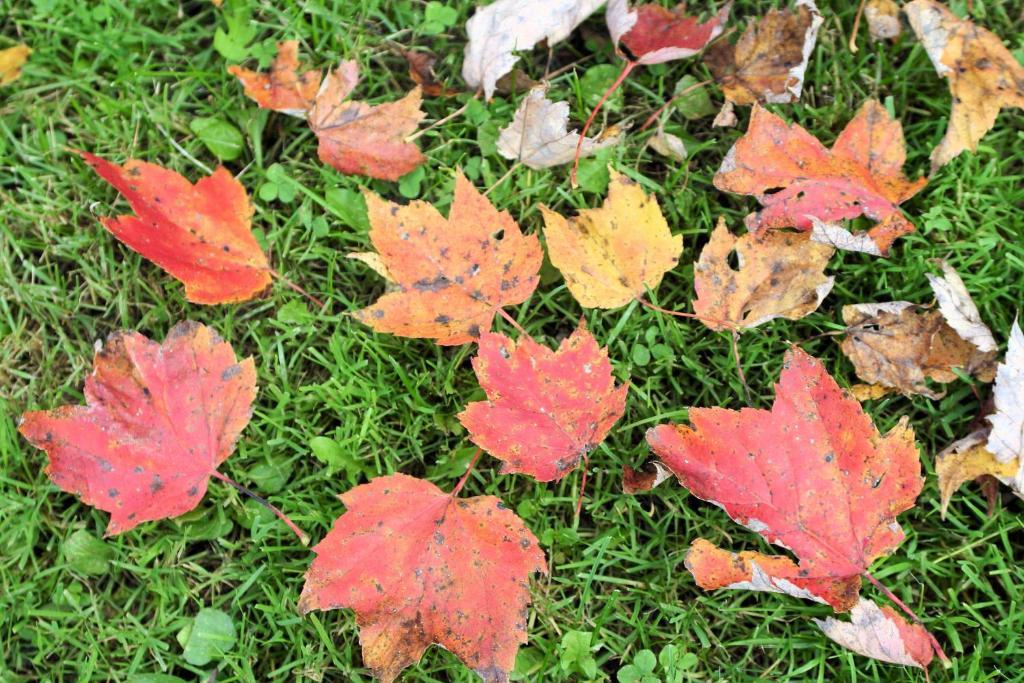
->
[462, 0, 605, 100]
[987, 319, 1024, 487]
[809, 218, 883, 257]
[647, 125, 687, 162]
[926, 260, 997, 352]
[815, 598, 928, 668]
[497, 86, 620, 169]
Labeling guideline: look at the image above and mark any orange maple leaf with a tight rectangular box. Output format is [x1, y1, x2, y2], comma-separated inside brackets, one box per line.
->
[350, 172, 542, 345]
[78, 151, 271, 304]
[228, 40, 321, 117]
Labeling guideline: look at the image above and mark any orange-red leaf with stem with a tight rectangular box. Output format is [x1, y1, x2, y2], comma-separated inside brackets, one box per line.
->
[18, 322, 256, 535]
[78, 151, 272, 304]
[458, 324, 627, 482]
[298, 473, 546, 683]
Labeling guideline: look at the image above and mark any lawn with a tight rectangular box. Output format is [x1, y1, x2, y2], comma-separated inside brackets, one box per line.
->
[2, 0, 1023, 681]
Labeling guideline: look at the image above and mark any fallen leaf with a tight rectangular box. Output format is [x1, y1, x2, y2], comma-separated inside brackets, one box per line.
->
[0, 43, 31, 85]
[462, 0, 604, 99]
[849, 383, 894, 401]
[18, 322, 256, 535]
[936, 430, 1018, 518]
[228, 40, 321, 117]
[308, 61, 426, 181]
[401, 47, 457, 97]
[646, 124, 687, 161]
[809, 217, 885, 257]
[78, 151, 272, 305]
[352, 172, 542, 345]
[714, 100, 927, 255]
[299, 473, 546, 683]
[704, 0, 823, 106]
[840, 302, 996, 398]
[647, 347, 923, 611]
[815, 598, 934, 669]
[607, 0, 730, 65]
[497, 86, 621, 169]
[905, 0, 1024, 170]
[865, 0, 901, 41]
[986, 318, 1024, 490]
[692, 217, 834, 331]
[622, 461, 672, 494]
[926, 259, 997, 353]
[458, 324, 627, 482]
[541, 169, 682, 308]
[712, 99, 738, 127]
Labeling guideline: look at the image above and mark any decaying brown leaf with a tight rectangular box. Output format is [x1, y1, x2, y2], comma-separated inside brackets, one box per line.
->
[0, 44, 31, 86]
[693, 217, 834, 331]
[905, 0, 1024, 170]
[936, 430, 1018, 519]
[704, 0, 822, 107]
[865, 0, 901, 41]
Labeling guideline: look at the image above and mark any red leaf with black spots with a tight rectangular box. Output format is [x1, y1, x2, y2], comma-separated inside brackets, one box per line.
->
[18, 322, 256, 535]
[298, 473, 546, 683]
[458, 323, 627, 482]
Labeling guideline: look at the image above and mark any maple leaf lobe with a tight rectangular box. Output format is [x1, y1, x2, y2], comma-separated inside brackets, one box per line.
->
[299, 474, 546, 683]
[18, 321, 256, 535]
[459, 324, 627, 482]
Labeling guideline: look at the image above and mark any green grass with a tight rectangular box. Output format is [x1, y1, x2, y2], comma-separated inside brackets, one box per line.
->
[2, 0, 1024, 681]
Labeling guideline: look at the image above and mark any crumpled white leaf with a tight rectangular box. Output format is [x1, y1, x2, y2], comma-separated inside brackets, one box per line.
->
[646, 124, 686, 162]
[815, 598, 932, 669]
[462, 0, 605, 100]
[926, 260, 997, 352]
[497, 86, 621, 169]
[809, 218, 883, 257]
[987, 318, 1024, 489]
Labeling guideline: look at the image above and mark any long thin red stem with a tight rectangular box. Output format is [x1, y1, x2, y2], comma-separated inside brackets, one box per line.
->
[211, 471, 310, 545]
[498, 308, 530, 338]
[450, 448, 483, 498]
[269, 269, 324, 308]
[638, 78, 713, 132]
[731, 330, 753, 407]
[571, 60, 637, 187]
[574, 452, 590, 519]
[864, 571, 950, 665]
[635, 297, 739, 332]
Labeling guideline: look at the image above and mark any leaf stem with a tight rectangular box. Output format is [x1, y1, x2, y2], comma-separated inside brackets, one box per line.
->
[864, 571, 950, 666]
[849, 0, 867, 53]
[450, 448, 483, 498]
[497, 308, 530, 338]
[731, 330, 753, 407]
[211, 471, 310, 545]
[405, 92, 479, 143]
[638, 78, 713, 132]
[574, 451, 590, 520]
[269, 268, 325, 308]
[571, 59, 637, 187]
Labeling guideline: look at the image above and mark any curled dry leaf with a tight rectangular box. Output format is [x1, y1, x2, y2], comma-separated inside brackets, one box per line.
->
[458, 324, 627, 482]
[352, 172, 541, 345]
[308, 61, 426, 181]
[401, 48, 457, 97]
[607, 0, 730, 65]
[809, 217, 886, 257]
[714, 100, 926, 255]
[299, 474, 546, 683]
[228, 40, 321, 117]
[78, 151, 271, 304]
[622, 461, 672, 494]
[646, 123, 687, 162]
[497, 86, 621, 169]
[692, 217, 834, 331]
[815, 598, 934, 669]
[986, 318, 1024, 490]
[704, 0, 822, 106]
[926, 260, 997, 352]
[462, 0, 604, 99]
[936, 430, 1018, 519]
[18, 322, 256, 535]
[905, 0, 1024, 171]
[647, 348, 923, 612]
[840, 302, 996, 398]
[0, 43, 31, 85]
[865, 0, 901, 41]
[541, 169, 683, 309]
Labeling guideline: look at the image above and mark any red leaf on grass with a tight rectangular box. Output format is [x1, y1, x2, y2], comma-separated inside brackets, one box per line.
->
[228, 40, 321, 117]
[458, 323, 627, 482]
[299, 473, 546, 683]
[607, 0, 730, 65]
[18, 322, 256, 535]
[713, 100, 927, 255]
[647, 348, 923, 611]
[78, 151, 271, 304]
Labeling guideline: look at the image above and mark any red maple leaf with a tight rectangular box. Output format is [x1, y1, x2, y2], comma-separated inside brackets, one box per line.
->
[299, 473, 546, 683]
[712, 100, 927, 255]
[608, 0, 730, 65]
[458, 324, 628, 482]
[646, 347, 923, 611]
[18, 322, 256, 535]
[78, 151, 272, 304]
